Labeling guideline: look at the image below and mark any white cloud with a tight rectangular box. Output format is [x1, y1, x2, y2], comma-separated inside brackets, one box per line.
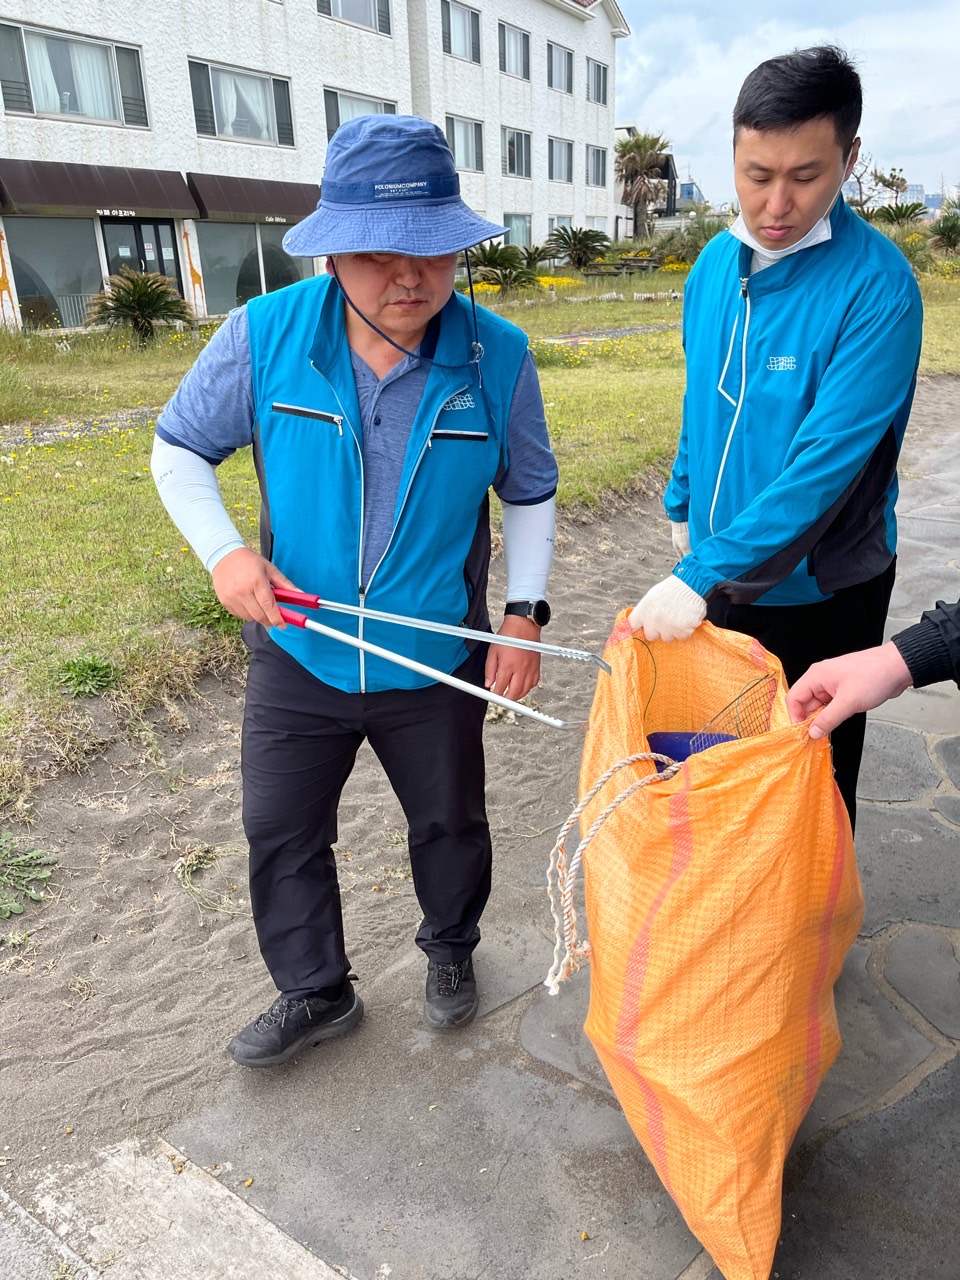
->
[615, 4, 960, 204]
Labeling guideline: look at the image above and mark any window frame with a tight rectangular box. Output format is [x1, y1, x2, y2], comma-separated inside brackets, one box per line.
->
[317, 0, 392, 37]
[585, 144, 607, 188]
[445, 113, 483, 172]
[189, 58, 295, 147]
[586, 57, 608, 105]
[501, 126, 531, 179]
[547, 136, 573, 184]
[546, 41, 573, 94]
[0, 21, 148, 128]
[441, 0, 481, 64]
[497, 21, 530, 81]
[323, 87, 396, 140]
[503, 213, 532, 248]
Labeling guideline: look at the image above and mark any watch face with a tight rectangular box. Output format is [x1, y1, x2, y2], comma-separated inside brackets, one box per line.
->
[531, 599, 551, 626]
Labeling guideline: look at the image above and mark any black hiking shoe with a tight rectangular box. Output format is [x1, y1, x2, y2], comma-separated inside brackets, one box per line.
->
[227, 983, 363, 1068]
[424, 957, 478, 1029]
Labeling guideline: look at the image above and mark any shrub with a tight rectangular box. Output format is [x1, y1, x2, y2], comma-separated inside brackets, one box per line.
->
[87, 267, 194, 345]
[544, 225, 612, 271]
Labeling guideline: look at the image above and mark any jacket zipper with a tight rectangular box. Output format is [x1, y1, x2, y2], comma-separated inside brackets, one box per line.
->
[709, 276, 751, 535]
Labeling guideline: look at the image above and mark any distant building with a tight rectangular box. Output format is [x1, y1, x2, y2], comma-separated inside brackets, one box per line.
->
[925, 193, 944, 213]
[904, 183, 925, 205]
[678, 180, 705, 207]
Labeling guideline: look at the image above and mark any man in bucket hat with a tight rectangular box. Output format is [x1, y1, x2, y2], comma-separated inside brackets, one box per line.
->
[151, 115, 558, 1066]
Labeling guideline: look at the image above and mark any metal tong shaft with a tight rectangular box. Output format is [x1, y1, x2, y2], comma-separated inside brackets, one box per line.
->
[272, 589, 611, 674]
[276, 607, 583, 731]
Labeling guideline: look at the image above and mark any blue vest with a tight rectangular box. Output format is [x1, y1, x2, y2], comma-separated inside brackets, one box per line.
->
[245, 274, 529, 692]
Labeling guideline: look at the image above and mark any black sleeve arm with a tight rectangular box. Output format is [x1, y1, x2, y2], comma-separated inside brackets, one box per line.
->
[891, 598, 960, 689]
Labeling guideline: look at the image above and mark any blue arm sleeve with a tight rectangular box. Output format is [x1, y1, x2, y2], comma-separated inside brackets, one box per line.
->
[664, 293, 692, 520]
[155, 307, 255, 463]
[493, 352, 559, 505]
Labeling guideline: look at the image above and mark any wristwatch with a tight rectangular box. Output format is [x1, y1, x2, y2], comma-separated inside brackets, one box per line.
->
[504, 599, 551, 626]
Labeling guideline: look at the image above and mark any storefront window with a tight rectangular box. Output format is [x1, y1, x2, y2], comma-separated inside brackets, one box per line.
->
[196, 222, 313, 315]
[4, 216, 102, 328]
[258, 224, 311, 293]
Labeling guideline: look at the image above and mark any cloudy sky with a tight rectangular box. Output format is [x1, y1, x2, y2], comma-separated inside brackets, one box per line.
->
[615, 1, 960, 206]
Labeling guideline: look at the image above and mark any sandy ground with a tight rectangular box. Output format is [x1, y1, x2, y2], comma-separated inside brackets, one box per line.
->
[1, 376, 953, 1205]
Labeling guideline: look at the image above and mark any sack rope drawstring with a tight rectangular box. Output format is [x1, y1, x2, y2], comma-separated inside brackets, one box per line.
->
[544, 752, 681, 995]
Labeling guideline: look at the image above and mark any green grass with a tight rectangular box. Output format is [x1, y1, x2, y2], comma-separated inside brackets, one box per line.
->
[0, 278, 958, 816]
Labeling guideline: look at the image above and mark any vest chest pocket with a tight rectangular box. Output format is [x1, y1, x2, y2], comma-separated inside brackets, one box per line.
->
[429, 428, 489, 442]
[271, 402, 344, 434]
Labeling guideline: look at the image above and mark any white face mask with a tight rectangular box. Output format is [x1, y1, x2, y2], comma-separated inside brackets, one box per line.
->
[729, 150, 854, 261]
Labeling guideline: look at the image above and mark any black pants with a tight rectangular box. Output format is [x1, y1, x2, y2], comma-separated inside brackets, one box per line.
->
[241, 626, 491, 999]
[706, 560, 896, 833]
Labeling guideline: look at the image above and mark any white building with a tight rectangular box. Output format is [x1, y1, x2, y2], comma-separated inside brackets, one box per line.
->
[0, 0, 628, 327]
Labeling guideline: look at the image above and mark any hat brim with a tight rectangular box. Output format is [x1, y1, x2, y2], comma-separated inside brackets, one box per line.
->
[282, 200, 507, 258]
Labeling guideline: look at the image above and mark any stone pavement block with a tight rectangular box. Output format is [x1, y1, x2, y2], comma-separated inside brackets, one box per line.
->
[888, 562, 960, 619]
[793, 945, 933, 1145]
[854, 803, 960, 934]
[171, 1041, 702, 1280]
[774, 1057, 960, 1279]
[856, 720, 941, 802]
[934, 735, 960, 788]
[519, 966, 613, 1097]
[933, 793, 960, 825]
[0, 1188, 99, 1280]
[884, 925, 960, 1039]
[872, 681, 959, 736]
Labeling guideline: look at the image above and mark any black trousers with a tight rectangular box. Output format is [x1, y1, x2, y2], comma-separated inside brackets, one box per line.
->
[241, 625, 491, 999]
[706, 560, 896, 833]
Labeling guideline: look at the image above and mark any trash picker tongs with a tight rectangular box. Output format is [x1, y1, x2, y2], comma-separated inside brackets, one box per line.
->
[272, 588, 609, 731]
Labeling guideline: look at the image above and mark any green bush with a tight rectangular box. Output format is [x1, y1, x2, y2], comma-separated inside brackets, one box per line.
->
[87, 267, 193, 345]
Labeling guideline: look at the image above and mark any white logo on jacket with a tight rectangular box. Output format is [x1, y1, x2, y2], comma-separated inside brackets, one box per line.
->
[442, 392, 476, 411]
[766, 356, 797, 371]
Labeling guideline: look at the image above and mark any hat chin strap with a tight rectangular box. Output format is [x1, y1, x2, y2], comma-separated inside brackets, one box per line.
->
[329, 255, 485, 386]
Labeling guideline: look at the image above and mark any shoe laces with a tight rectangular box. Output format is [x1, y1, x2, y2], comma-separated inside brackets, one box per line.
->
[256, 996, 309, 1032]
[435, 960, 467, 997]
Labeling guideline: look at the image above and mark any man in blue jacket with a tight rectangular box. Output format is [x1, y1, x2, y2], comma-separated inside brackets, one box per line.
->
[152, 116, 558, 1065]
[629, 46, 923, 830]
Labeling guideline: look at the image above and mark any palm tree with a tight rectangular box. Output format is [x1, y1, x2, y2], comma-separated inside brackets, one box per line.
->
[615, 132, 671, 242]
[544, 225, 611, 271]
[874, 201, 927, 227]
[930, 212, 960, 252]
[87, 267, 192, 345]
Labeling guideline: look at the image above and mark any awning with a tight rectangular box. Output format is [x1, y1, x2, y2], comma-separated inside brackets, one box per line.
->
[0, 159, 198, 218]
[186, 172, 319, 225]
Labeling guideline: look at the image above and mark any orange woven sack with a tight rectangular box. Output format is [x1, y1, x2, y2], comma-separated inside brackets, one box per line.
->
[545, 614, 862, 1280]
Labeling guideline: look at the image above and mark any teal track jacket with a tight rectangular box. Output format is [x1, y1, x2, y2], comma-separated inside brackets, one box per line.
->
[665, 198, 923, 607]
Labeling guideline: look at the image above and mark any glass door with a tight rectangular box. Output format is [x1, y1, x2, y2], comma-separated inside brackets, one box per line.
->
[100, 218, 184, 294]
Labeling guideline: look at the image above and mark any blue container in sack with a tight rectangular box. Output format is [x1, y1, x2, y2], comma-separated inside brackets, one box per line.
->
[647, 731, 737, 772]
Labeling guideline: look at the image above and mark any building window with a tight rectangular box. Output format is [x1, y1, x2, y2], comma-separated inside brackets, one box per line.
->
[498, 23, 529, 80]
[586, 145, 607, 187]
[4, 215, 102, 328]
[0, 23, 147, 126]
[441, 1, 480, 63]
[501, 128, 531, 179]
[548, 137, 573, 183]
[189, 60, 294, 146]
[195, 222, 313, 315]
[317, 0, 391, 36]
[323, 88, 396, 140]
[546, 42, 572, 94]
[586, 58, 608, 105]
[445, 115, 483, 172]
[548, 215, 572, 234]
[587, 216, 607, 233]
[503, 214, 531, 248]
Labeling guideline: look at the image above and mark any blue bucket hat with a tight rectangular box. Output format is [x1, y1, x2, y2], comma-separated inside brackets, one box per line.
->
[283, 114, 507, 259]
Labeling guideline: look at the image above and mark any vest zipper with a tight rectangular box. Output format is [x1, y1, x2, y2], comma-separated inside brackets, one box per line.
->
[364, 381, 470, 600]
[708, 277, 751, 536]
[310, 361, 366, 689]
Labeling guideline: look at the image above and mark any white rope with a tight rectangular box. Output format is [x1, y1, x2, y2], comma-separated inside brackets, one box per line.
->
[544, 752, 681, 994]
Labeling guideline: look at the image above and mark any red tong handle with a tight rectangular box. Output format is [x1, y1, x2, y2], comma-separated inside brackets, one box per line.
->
[277, 606, 306, 628]
[272, 587, 321, 609]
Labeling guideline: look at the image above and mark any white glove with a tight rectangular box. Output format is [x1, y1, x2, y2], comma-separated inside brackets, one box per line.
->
[671, 521, 691, 558]
[629, 574, 707, 642]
